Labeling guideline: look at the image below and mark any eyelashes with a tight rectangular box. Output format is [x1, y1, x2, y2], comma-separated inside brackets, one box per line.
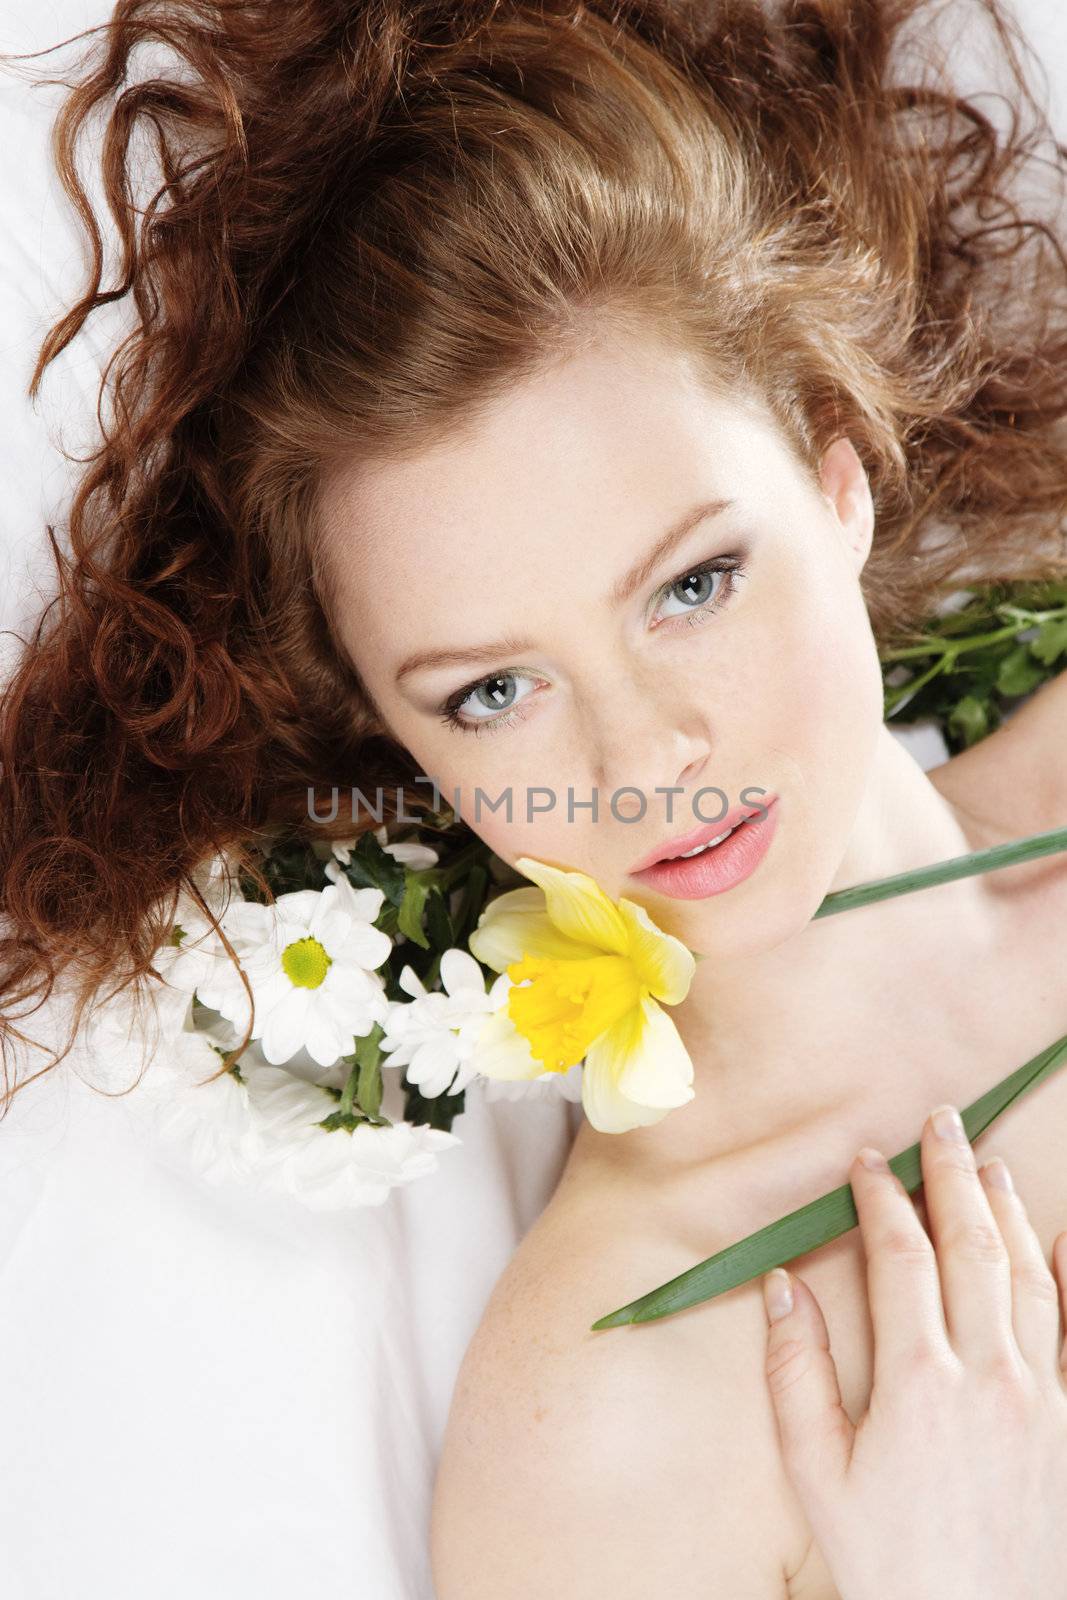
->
[436, 553, 748, 736]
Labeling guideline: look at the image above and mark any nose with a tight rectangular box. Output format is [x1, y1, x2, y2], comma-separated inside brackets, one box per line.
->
[611, 749, 711, 823]
[587, 681, 712, 825]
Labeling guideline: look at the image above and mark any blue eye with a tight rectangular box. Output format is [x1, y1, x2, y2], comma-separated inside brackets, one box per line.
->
[438, 671, 541, 737]
[653, 557, 744, 625]
[437, 555, 747, 735]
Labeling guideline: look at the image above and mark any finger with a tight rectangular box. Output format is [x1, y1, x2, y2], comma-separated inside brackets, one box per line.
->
[849, 1145, 952, 1387]
[1054, 1233, 1067, 1378]
[920, 1104, 1015, 1365]
[976, 1155, 1062, 1377]
[762, 1267, 854, 1499]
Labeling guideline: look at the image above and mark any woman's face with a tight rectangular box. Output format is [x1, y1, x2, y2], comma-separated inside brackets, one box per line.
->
[320, 323, 883, 957]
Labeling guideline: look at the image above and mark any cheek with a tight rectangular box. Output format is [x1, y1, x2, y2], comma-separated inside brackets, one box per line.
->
[387, 722, 543, 865]
[764, 570, 883, 803]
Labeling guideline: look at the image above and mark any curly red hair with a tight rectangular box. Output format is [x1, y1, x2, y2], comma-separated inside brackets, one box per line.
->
[2, 0, 1066, 1116]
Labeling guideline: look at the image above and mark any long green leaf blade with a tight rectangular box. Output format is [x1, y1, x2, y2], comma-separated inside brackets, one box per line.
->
[813, 823, 1067, 919]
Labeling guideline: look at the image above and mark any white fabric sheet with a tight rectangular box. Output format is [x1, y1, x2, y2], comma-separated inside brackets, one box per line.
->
[0, 1011, 583, 1599]
[1, 2, 1061, 1596]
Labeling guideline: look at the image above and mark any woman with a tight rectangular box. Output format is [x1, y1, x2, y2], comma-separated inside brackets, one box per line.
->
[2, 0, 1066, 1594]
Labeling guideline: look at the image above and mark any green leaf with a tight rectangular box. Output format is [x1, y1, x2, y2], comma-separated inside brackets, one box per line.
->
[590, 1028, 1067, 1329]
[339, 831, 408, 906]
[402, 1075, 466, 1133]
[425, 886, 454, 950]
[995, 644, 1046, 698]
[946, 693, 989, 747]
[338, 1023, 386, 1120]
[397, 875, 432, 948]
[238, 837, 329, 902]
[451, 862, 490, 948]
[1031, 617, 1067, 666]
[812, 822, 1067, 920]
[876, 580, 1067, 754]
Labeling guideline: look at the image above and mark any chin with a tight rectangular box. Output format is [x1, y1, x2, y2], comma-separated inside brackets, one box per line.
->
[646, 860, 819, 955]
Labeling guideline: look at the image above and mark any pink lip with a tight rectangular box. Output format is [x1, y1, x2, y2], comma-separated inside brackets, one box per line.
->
[628, 793, 779, 875]
[627, 796, 780, 900]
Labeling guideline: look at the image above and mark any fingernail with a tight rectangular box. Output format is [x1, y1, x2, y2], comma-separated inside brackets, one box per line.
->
[979, 1157, 1014, 1193]
[931, 1104, 967, 1143]
[857, 1146, 889, 1172]
[763, 1268, 794, 1322]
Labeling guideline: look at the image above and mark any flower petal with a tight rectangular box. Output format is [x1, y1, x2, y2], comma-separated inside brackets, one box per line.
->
[385, 841, 439, 870]
[260, 991, 311, 1065]
[398, 964, 427, 1000]
[469, 1008, 548, 1081]
[616, 897, 697, 1004]
[216, 899, 276, 948]
[580, 1050, 671, 1134]
[406, 1034, 461, 1095]
[614, 996, 695, 1107]
[468, 887, 597, 972]
[273, 888, 328, 927]
[321, 878, 386, 928]
[301, 1018, 346, 1069]
[438, 947, 490, 999]
[514, 858, 630, 954]
[580, 999, 695, 1133]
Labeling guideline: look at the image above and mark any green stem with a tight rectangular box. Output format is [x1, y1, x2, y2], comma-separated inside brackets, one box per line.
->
[813, 823, 1067, 919]
[883, 654, 951, 715]
[995, 604, 1067, 625]
[878, 619, 1032, 662]
[339, 1059, 359, 1118]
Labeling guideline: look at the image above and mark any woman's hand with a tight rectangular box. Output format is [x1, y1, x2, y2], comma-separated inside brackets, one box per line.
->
[761, 1104, 1067, 1600]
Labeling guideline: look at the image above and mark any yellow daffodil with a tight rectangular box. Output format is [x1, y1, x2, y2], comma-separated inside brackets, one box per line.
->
[467, 856, 698, 1134]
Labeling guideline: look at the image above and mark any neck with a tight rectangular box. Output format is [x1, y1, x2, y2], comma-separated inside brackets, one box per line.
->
[588, 729, 1017, 1173]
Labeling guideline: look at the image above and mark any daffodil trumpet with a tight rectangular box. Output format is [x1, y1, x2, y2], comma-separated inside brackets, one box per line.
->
[589, 820, 1067, 1330]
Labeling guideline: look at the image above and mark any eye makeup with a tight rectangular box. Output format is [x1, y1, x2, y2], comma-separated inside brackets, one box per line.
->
[434, 552, 748, 736]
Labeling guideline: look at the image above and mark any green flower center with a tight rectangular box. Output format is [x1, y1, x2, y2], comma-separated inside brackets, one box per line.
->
[282, 936, 332, 989]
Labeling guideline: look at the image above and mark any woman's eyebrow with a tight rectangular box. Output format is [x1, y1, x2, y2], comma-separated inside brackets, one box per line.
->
[392, 497, 734, 686]
[609, 497, 734, 606]
[394, 633, 533, 686]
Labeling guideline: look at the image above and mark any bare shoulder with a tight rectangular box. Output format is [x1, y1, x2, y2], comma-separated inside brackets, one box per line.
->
[927, 668, 1067, 840]
[430, 1187, 790, 1600]
[993, 667, 1067, 815]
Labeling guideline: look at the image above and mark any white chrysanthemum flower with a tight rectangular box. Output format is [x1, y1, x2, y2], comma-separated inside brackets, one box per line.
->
[139, 1015, 265, 1184]
[194, 876, 393, 1068]
[378, 948, 519, 1097]
[240, 1066, 460, 1210]
[138, 1014, 460, 1210]
[61, 854, 245, 1093]
[152, 847, 246, 998]
[328, 824, 440, 875]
